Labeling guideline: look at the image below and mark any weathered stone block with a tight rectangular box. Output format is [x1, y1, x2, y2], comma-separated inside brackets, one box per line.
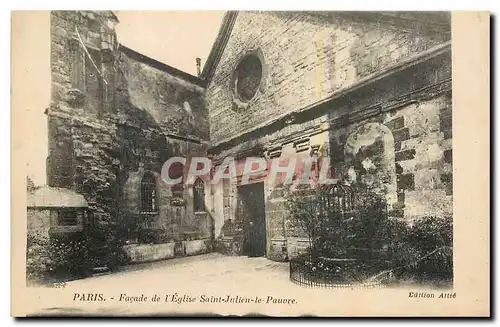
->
[414, 169, 439, 191]
[268, 239, 288, 261]
[395, 149, 416, 162]
[397, 173, 414, 191]
[122, 243, 175, 263]
[183, 239, 210, 256]
[52, 25, 67, 38]
[440, 115, 452, 131]
[440, 173, 453, 195]
[385, 116, 405, 131]
[443, 129, 452, 139]
[405, 189, 452, 218]
[443, 149, 452, 164]
[392, 127, 410, 143]
[396, 191, 405, 207]
[268, 187, 285, 199]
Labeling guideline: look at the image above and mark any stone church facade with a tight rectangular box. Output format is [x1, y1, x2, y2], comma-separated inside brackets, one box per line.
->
[46, 11, 452, 265]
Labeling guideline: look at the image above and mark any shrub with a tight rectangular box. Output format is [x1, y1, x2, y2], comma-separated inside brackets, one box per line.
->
[287, 186, 389, 260]
[378, 218, 419, 266]
[286, 185, 453, 285]
[86, 220, 127, 270]
[344, 191, 388, 259]
[406, 216, 453, 284]
[286, 187, 329, 259]
[26, 231, 90, 284]
[380, 216, 453, 284]
[410, 216, 453, 255]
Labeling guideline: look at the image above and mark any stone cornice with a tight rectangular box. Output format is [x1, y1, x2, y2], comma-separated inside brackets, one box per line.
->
[200, 11, 239, 82]
[209, 77, 451, 160]
[119, 44, 206, 88]
[331, 78, 452, 128]
[209, 41, 451, 153]
[46, 104, 210, 145]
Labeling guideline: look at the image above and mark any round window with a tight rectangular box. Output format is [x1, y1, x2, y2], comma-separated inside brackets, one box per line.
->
[234, 55, 263, 102]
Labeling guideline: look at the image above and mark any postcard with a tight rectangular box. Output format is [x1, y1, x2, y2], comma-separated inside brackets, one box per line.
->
[11, 11, 489, 317]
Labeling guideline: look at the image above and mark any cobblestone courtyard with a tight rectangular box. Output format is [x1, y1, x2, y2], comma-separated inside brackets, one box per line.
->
[71, 253, 290, 289]
[27, 252, 448, 316]
[29, 253, 304, 316]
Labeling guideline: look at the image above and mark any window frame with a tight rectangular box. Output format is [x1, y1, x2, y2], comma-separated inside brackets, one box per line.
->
[193, 178, 206, 213]
[68, 37, 105, 110]
[233, 54, 263, 103]
[56, 207, 83, 226]
[141, 171, 158, 214]
[49, 207, 85, 235]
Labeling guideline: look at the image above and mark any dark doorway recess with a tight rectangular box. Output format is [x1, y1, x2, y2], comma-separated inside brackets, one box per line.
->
[237, 182, 266, 257]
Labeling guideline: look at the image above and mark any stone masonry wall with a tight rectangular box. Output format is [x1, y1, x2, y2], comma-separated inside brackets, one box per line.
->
[385, 94, 453, 219]
[206, 14, 452, 260]
[118, 49, 209, 141]
[206, 12, 451, 261]
[48, 11, 452, 264]
[206, 11, 450, 143]
[327, 92, 452, 221]
[48, 11, 122, 227]
[325, 52, 452, 221]
[47, 11, 211, 266]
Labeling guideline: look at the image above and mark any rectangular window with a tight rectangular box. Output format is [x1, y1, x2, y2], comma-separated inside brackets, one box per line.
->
[57, 208, 83, 226]
[69, 39, 85, 91]
[194, 179, 205, 212]
[85, 48, 103, 111]
[141, 172, 158, 214]
[68, 38, 104, 111]
[222, 180, 232, 220]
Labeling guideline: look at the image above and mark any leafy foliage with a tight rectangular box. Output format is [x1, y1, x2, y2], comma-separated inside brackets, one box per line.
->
[26, 231, 90, 284]
[286, 187, 324, 256]
[393, 216, 453, 284]
[287, 186, 389, 260]
[286, 185, 453, 285]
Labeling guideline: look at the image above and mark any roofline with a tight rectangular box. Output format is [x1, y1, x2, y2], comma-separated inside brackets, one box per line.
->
[119, 44, 206, 87]
[109, 11, 119, 22]
[199, 11, 238, 82]
[27, 205, 89, 209]
[117, 11, 449, 89]
[335, 11, 451, 33]
[208, 41, 451, 151]
[311, 11, 450, 25]
[198, 11, 450, 85]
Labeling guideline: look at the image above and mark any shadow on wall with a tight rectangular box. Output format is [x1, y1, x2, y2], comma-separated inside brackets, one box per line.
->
[112, 59, 213, 251]
[113, 62, 179, 244]
[344, 123, 397, 208]
[117, 51, 209, 140]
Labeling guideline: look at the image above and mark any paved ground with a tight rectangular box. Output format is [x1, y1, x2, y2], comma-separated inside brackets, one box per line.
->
[68, 252, 291, 288]
[29, 253, 303, 316]
[26, 253, 430, 316]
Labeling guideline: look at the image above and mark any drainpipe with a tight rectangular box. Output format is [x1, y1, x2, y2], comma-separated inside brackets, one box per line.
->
[196, 58, 201, 77]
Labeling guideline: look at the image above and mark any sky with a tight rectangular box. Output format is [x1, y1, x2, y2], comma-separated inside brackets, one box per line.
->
[115, 11, 225, 76]
[16, 12, 51, 187]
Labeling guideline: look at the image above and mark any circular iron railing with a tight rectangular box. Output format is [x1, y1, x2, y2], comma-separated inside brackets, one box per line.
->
[289, 255, 393, 289]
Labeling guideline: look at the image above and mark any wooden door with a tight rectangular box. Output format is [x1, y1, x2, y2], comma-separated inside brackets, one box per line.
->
[237, 182, 266, 257]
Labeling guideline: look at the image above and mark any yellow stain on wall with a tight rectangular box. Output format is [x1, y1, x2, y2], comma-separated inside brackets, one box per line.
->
[314, 31, 331, 156]
[315, 32, 324, 101]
